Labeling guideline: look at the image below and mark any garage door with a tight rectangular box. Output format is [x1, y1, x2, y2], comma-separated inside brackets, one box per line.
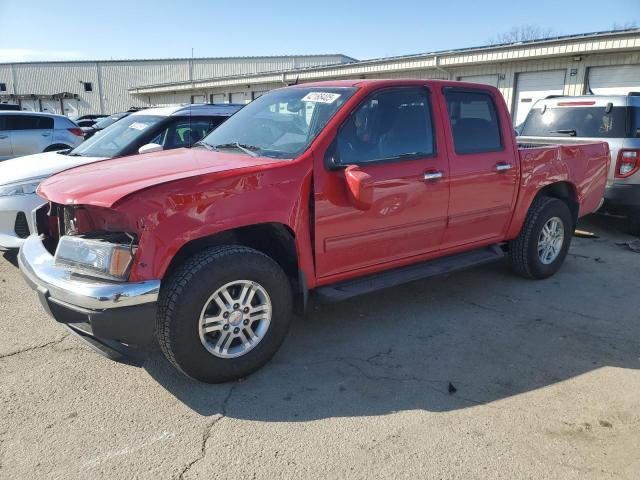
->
[62, 98, 79, 119]
[190, 94, 206, 103]
[210, 94, 226, 104]
[230, 92, 245, 104]
[458, 74, 499, 87]
[19, 99, 39, 111]
[513, 70, 566, 126]
[587, 65, 640, 95]
[40, 99, 61, 114]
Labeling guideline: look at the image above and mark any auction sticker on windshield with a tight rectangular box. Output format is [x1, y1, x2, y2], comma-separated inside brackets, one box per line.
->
[302, 92, 341, 104]
[128, 122, 149, 131]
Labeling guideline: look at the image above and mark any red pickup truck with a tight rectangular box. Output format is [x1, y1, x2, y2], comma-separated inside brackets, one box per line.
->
[19, 80, 609, 383]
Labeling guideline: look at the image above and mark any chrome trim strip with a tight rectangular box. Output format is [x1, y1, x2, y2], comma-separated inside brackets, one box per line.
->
[18, 234, 160, 310]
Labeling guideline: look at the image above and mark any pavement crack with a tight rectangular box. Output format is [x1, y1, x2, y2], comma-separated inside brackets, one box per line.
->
[0, 335, 68, 360]
[176, 383, 237, 480]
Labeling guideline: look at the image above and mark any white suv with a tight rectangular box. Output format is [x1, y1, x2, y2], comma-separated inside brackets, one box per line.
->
[0, 104, 243, 248]
[0, 111, 84, 161]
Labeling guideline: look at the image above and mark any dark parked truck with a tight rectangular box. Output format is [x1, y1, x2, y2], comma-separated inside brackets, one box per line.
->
[19, 80, 609, 383]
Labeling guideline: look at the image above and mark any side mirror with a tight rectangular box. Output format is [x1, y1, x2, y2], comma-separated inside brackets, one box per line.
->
[344, 165, 373, 211]
[138, 143, 163, 155]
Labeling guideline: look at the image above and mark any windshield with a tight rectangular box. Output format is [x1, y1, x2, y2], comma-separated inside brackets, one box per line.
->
[200, 86, 358, 158]
[70, 115, 165, 157]
[94, 112, 129, 130]
[520, 106, 629, 138]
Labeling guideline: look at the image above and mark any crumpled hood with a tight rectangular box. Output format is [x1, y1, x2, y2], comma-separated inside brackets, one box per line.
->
[38, 147, 285, 208]
[0, 151, 106, 186]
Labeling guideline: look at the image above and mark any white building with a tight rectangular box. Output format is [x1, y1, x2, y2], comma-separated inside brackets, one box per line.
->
[129, 28, 640, 126]
[2, 29, 639, 125]
[0, 54, 355, 117]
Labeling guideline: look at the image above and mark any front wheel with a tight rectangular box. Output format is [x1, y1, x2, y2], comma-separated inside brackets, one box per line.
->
[509, 197, 574, 279]
[156, 245, 293, 383]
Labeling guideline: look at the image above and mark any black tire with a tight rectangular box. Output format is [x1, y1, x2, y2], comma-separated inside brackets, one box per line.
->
[509, 196, 574, 279]
[156, 245, 293, 383]
[44, 144, 72, 152]
[624, 209, 640, 237]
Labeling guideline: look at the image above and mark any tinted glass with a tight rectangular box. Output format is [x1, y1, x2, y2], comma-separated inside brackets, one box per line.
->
[0, 116, 5, 130]
[337, 88, 434, 164]
[202, 87, 357, 159]
[94, 112, 129, 129]
[6, 115, 54, 130]
[629, 107, 640, 138]
[71, 115, 165, 157]
[445, 90, 502, 154]
[150, 117, 226, 149]
[521, 106, 629, 138]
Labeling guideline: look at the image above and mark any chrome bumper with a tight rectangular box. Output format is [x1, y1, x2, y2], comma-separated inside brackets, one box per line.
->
[18, 234, 160, 310]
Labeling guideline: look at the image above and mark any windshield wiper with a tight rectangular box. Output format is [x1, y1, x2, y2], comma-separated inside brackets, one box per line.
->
[213, 142, 260, 157]
[192, 141, 215, 150]
[550, 129, 577, 136]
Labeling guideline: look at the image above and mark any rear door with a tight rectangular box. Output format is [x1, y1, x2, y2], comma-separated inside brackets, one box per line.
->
[6, 115, 54, 156]
[0, 115, 12, 159]
[314, 86, 450, 277]
[441, 87, 519, 248]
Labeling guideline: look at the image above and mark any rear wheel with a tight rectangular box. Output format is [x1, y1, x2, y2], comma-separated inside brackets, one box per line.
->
[156, 245, 293, 383]
[509, 196, 574, 279]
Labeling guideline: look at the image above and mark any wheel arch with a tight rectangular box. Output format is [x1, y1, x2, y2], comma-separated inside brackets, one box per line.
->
[534, 181, 579, 225]
[163, 222, 308, 313]
[44, 143, 72, 152]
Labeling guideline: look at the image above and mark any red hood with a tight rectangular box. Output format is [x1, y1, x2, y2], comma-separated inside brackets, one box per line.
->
[38, 148, 284, 208]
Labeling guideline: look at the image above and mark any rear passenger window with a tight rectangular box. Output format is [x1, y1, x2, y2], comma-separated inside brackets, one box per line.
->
[6, 115, 54, 130]
[445, 90, 502, 154]
[337, 88, 434, 164]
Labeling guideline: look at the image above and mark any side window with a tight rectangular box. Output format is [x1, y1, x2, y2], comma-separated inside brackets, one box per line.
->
[0, 116, 6, 130]
[444, 90, 502, 154]
[6, 115, 53, 130]
[337, 88, 434, 164]
[156, 117, 222, 149]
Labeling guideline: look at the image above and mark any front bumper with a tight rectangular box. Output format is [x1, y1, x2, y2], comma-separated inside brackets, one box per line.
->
[0, 193, 44, 249]
[18, 234, 160, 360]
[604, 184, 640, 210]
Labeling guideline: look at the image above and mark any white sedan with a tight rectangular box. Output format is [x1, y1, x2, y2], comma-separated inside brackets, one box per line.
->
[0, 103, 242, 249]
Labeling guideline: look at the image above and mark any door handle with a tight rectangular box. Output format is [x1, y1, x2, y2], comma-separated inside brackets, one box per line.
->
[495, 163, 513, 172]
[41, 133, 51, 137]
[423, 171, 444, 181]
[0, 135, 7, 139]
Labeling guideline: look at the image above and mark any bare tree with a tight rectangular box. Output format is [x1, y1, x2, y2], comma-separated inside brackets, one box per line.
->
[488, 25, 556, 45]
[612, 20, 638, 30]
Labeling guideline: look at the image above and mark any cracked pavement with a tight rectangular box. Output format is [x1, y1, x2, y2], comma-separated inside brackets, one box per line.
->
[1, 215, 639, 479]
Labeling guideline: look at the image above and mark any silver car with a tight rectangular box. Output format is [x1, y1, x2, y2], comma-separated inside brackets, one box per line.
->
[0, 111, 84, 161]
[518, 93, 640, 232]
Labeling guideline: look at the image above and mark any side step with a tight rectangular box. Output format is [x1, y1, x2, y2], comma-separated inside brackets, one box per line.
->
[315, 245, 505, 302]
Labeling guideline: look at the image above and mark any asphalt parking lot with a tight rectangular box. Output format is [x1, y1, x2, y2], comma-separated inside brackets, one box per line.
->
[1, 215, 639, 480]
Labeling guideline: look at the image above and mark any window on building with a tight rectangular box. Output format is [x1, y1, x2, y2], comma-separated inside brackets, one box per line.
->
[336, 87, 435, 164]
[83, 82, 93, 92]
[0, 83, 7, 92]
[444, 89, 503, 154]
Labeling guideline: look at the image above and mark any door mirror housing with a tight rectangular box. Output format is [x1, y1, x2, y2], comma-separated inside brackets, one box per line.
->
[138, 143, 163, 155]
[344, 165, 373, 211]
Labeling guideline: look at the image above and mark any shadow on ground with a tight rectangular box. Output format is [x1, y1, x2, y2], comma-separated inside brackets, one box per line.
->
[124, 215, 640, 419]
[2, 249, 18, 268]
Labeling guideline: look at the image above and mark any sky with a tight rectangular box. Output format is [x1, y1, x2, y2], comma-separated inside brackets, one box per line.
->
[0, 0, 638, 62]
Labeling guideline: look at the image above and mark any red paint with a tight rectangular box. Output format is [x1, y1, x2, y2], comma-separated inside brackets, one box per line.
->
[557, 101, 596, 106]
[37, 79, 609, 288]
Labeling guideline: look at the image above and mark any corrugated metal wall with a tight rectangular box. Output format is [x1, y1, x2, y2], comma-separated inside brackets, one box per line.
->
[0, 55, 351, 116]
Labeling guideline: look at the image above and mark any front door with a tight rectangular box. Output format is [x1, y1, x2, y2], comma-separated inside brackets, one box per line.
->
[314, 87, 450, 278]
[440, 88, 519, 248]
[7, 114, 54, 156]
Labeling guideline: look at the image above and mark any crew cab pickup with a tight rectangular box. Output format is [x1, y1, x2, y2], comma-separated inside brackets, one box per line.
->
[18, 80, 609, 383]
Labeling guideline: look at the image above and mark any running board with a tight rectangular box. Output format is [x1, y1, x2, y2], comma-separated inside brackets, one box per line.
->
[315, 245, 505, 302]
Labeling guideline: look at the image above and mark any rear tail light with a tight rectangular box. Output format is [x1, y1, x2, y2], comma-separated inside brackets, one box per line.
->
[615, 149, 640, 178]
[68, 127, 85, 137]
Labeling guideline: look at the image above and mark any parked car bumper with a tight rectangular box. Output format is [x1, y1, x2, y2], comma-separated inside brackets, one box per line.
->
[18, 234, 160, 360]
[0, 193, 44, 249]
[604, 184, 640, 211]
